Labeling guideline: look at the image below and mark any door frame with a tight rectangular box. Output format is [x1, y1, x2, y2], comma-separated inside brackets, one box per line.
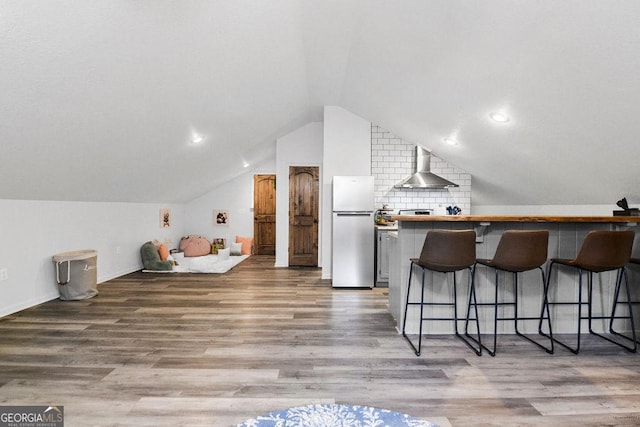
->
[253, 174, 276, 255]
[288, 165, 320, 267]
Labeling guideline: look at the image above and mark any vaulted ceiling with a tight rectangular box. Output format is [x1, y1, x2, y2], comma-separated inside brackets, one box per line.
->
[2, 1, 639, 206]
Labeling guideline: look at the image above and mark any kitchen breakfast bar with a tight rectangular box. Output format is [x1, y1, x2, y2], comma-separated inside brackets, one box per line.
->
[387, 215, 640, 339]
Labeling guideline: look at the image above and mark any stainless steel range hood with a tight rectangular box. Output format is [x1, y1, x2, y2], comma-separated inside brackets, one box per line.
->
[395, 146, 459, 189]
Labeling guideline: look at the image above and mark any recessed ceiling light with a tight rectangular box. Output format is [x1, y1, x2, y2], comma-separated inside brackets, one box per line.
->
[443, 137, 458, 146]
[191, 134, 205, 144]
[242, 161, 250, 168]
[489, 112, 510, 123]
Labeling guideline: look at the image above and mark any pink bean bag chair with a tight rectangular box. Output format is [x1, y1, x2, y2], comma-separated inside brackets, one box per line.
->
[179, 235, 211, 257]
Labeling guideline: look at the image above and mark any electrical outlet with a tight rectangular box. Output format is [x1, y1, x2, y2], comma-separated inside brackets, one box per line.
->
[0, 268, 8, 281]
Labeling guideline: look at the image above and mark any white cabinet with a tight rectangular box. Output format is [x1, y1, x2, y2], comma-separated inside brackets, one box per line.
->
[375, 228, 394, 286]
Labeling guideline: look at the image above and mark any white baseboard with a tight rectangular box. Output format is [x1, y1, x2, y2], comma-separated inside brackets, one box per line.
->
[98, 264, 142, 284]
[0, 292, 59, 318]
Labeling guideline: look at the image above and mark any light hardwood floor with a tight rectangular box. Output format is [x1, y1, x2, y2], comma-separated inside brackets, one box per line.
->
[1, 255, 639, 426]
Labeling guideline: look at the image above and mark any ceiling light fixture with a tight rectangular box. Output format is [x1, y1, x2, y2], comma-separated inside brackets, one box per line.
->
[489, 112, 510, 123]
[191, 134, 205, 144]
[443, 137, 458, 146]
[242, 161, 250, 168]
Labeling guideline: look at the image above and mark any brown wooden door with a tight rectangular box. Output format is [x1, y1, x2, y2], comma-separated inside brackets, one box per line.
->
[289, 166, 319, 266]
[253, 174, 276, 255]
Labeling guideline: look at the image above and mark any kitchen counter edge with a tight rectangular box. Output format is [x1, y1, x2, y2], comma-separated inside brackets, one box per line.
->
[390, 215, 640, 223]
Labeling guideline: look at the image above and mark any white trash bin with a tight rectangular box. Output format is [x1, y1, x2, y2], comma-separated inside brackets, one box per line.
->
[52, 250, 98, 300]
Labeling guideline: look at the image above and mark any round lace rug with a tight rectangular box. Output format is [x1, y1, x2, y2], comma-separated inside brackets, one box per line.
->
[237, 403, 437, 427]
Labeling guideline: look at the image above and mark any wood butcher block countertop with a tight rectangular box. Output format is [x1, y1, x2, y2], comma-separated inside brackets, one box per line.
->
[390, 214, 640, 223]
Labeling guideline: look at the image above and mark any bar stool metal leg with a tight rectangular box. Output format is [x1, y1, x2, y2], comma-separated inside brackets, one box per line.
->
[488, 269, 500, 356]
[402, 262, 422, 356]
[402, 230, 480, 357]
[536, 267, 554, 353]
[596, 268, 637, 351]
[545, 261, 586, 354]
[546, 262, 637, 354]
[403, 264, 482, 356]
[547, 230, 638, 354]
[457, 266, 482, 356]
[468, 230, 553, 356]
[472, 266, 553, 357]
[515, 267, 554, 354]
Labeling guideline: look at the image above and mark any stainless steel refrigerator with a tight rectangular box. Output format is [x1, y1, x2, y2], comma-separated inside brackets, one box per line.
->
[332, 175, 375, 288]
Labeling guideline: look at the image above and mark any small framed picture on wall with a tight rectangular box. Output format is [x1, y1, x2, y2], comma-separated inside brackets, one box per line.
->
[214, 210, 229, 226]
[160, 208, 171, 228]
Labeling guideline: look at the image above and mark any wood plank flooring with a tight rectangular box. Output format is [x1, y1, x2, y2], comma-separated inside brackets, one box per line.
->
[1, 255, 640, 426]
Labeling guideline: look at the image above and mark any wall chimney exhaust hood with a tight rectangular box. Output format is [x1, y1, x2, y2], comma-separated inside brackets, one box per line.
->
[395, 146, 459, 189]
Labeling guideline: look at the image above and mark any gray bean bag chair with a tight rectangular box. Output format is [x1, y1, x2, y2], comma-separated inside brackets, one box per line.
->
[140, 241, 173, 271]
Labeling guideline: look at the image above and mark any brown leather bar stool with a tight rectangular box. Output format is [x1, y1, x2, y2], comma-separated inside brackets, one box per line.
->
[467, 230, 553, 356]
[402, 229, 481, 356]
[544, 230, 636, 354]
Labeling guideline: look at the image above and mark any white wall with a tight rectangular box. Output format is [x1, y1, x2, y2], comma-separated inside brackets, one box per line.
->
[183, 159, 276, 248]
[275, 122, 324, 267]
[0, 199, 183, 317]
[322, 106, 372, 279]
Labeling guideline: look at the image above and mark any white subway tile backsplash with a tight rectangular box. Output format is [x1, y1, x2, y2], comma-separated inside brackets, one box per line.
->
[371, 124, 471, 212]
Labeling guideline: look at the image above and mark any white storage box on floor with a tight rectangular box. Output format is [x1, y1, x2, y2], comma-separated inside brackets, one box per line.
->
[52, 250, 98, 300]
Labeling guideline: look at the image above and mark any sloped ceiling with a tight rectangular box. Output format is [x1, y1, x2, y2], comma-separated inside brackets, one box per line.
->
[1, 1, 639, 206]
